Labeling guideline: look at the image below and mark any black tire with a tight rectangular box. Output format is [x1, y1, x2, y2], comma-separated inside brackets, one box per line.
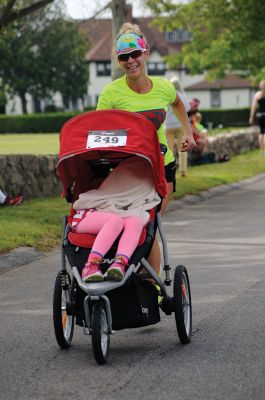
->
[91, 300, 110, 365]
[173, 265, 192, 344]
[53, 272, 74, 349]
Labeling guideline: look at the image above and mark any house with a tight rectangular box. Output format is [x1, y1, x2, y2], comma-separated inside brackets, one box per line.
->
[185, 74, 255, 109]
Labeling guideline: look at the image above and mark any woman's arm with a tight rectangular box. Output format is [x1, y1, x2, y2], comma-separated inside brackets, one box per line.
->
[249, 92, 259, 125]
[171, 95, 196, 151]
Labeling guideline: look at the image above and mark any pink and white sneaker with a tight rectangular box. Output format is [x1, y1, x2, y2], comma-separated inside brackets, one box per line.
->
[82, 262, 103, 283]
[106, 256, 128, 281]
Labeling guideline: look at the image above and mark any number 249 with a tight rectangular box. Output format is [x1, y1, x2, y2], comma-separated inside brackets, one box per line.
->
[94, 136, 118, 144]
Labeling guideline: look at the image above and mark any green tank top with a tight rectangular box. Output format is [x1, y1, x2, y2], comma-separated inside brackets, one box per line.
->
[96, 75, 176, 165]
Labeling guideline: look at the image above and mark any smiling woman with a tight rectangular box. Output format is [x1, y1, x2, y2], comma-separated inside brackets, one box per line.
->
[96, 22, 196, 276]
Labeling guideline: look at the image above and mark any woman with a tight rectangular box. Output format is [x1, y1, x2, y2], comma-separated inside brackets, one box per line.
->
[96, 23, 196, 275]
[249, 80, 265, 155]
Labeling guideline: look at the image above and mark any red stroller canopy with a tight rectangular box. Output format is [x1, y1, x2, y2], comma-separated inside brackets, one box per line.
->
[58, 110, 168, 197]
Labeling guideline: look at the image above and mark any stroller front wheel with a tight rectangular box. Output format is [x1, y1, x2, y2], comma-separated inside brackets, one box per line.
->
[173, 265, 192, 344]
[53, 271, 74, 348]
[91, 300, 110, 365]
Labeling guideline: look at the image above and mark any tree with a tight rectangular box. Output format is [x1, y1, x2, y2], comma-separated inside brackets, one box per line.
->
[146, 0, 265, 81]
[0, 18, 89, 113]
[111, 0, 127, 80]
[0, 0, 54, 30]
[36, 18, 89, 108]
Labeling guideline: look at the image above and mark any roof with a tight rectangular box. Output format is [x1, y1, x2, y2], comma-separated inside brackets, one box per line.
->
[78, 16, 184, 62]
[185, 74, 253, 91]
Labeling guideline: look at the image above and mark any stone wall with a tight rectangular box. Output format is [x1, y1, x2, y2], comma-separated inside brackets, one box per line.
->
[0, 127, 260, 199]
[188, 126, 259, 164]
[0, 155, 61, 198]
[206, 127, 259, 159]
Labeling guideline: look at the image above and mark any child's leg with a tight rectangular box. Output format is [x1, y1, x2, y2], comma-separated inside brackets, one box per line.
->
[76, 211, 124, 282]
[116, 216, 145, 258]
[106, 216, 145, 281]
[75, 211, 124, 257]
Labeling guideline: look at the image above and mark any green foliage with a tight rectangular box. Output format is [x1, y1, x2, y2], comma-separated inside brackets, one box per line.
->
[0, 15, 89, 112]
[200, 108, 250, 128]
[0, 109, 94, 133]
[147, 0, 265, 81]
[35, 18, 89, 105]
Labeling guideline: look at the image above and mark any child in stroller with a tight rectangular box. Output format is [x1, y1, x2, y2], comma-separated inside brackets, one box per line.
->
[54, 109, 192, 365]
[70, 156, 161, 282]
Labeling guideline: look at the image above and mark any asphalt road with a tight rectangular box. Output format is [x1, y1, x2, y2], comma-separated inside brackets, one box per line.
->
[1, 174, 265, 400]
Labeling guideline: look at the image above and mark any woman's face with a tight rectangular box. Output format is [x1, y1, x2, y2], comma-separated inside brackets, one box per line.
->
[118, 50, 149, 79]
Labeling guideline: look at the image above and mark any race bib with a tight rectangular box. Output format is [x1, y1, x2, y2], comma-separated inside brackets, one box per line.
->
[87, 130, 127, 148]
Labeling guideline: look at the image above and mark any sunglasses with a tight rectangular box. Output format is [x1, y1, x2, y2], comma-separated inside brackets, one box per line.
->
[118, 49, 143, 62]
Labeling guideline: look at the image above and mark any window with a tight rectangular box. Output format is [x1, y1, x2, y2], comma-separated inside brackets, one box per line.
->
[147, 61, 166, 76]
[96, 62, 111, 76]
[211, 90, 221, 107]
[165, 30, 192, 43]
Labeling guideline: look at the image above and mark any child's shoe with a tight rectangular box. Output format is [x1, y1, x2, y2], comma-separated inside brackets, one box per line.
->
[82, 262, 103, 283]
[106, 255, 128, 281]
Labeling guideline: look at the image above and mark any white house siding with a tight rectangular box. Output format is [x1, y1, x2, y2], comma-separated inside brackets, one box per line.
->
[88, 62, 111, 106]
[222, 89, 251, 108]
[185, 88, 252, 109]
[5, 91, 65, 114]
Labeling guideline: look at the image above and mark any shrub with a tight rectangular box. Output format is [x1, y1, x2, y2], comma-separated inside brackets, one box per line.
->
[0, 107, 95, 133]
[200, 108, 250, 128]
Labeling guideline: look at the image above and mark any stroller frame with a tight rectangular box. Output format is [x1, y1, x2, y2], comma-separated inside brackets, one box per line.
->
[61, 212, 171, 334]
[53, 110, 192, 365]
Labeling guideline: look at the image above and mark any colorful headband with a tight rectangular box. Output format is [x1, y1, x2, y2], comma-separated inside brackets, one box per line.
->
[116, 33, 147, 55]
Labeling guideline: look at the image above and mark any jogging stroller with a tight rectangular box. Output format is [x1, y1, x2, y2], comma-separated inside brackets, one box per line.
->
[53, 109, 192, 365]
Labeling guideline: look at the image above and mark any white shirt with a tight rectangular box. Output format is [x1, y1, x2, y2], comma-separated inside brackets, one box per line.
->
[164, 92, 190, 129]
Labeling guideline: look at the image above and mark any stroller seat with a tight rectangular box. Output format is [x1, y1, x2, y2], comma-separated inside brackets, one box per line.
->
[66, 207, 156, 249]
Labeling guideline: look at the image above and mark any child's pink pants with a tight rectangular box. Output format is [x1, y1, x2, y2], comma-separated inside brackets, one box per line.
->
[75, 211, 145, 259]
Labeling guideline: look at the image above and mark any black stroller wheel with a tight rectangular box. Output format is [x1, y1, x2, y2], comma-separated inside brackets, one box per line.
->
[91, 300, 110, 365]
[53, 272, 74, 349]
[173, 265, 192, 344]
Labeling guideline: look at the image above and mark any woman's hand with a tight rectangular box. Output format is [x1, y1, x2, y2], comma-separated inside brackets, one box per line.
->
[180, 130, 197, 152]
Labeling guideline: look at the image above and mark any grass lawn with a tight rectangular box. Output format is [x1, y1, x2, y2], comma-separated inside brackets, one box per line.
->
[0, 148, 264, 255]
[0, 133, 59, 154]
[0, 128, 247, 154]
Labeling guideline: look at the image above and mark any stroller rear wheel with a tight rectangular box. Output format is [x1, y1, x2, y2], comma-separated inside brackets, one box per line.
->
[173, 265, 192, 344]
[53, 271, 74, 348]
[91, 300, 110, 365]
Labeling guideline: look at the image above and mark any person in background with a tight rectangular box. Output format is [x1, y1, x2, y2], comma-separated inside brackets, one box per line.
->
[188, 98, 200, 119]
[0, 189, 23, 206]
[164, 77, 190, 177]
[96, 22, 196, 277]
[193, 112, 208, 156]
[249, 80, 265, 155]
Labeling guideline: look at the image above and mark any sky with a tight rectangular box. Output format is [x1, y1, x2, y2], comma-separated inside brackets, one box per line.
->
[64, 0, 152, 19]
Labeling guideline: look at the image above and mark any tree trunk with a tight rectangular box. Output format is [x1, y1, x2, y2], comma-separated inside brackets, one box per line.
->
[19, 91, 27, 114]
[111, 0, 127, 81]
